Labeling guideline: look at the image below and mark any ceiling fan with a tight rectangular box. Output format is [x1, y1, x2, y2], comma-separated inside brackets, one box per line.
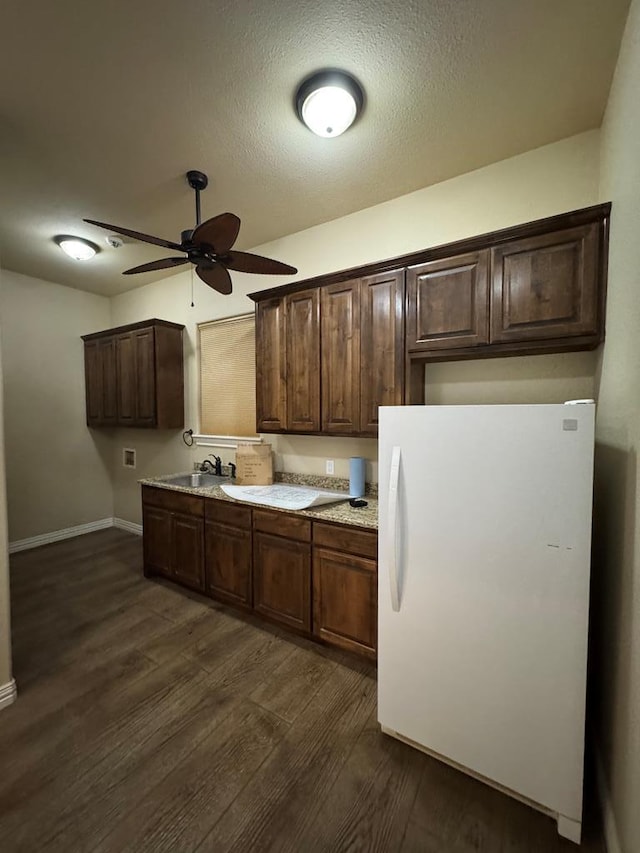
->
[84, 170, 297, 295]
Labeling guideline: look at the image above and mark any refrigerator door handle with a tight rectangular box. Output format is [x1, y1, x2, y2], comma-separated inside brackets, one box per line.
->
[388, 445, 402, 612]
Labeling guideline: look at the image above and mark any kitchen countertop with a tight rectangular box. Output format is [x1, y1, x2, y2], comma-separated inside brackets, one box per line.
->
[140, 472, 379, 531]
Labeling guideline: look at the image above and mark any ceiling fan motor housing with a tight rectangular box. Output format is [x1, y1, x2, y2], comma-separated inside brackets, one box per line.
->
[186, 170, 208, 191]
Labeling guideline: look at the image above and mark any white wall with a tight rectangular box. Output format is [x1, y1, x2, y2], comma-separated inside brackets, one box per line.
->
[110, 130, 602, 525]
[593, 2, 640, 851]
[0, 270, 113, 542]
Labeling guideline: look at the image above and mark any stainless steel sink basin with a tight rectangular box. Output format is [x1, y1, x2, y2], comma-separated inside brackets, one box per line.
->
[163, 473, 227, 489]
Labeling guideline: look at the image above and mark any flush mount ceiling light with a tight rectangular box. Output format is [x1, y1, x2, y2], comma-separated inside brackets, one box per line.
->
[54, 235, 100, 261]
[295, 70, 364, 138]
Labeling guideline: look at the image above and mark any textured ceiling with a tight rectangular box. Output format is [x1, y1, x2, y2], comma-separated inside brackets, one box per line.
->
[0, 0, 630, 296]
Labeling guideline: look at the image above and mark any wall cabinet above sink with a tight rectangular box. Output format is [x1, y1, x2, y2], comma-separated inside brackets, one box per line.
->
[252, 270, 405, 437]
[81, 319, 184, 429]
[250, 203, 610, 417]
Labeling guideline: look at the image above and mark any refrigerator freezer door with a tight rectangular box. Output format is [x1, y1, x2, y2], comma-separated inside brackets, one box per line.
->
[378, 404, 594, 823]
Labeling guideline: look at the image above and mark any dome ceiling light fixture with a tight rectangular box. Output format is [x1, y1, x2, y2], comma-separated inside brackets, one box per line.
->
[54, 235, 100, 261]
[295, 70, 364, 138]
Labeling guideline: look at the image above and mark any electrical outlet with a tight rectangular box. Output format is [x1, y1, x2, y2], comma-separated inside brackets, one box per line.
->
[325, 459, 334, 475]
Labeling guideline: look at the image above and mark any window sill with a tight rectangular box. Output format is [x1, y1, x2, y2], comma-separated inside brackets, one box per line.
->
[193, 434, 263, 449]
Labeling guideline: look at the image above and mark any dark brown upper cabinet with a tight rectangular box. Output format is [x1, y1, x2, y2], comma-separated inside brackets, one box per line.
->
[251, 204, 609, 410]
[320, 269, 405, 436]
[256, 297, 287, 432]
[359, 270, 405, 434]
[321, 280, 361, 434]
[490, 223, 599, 345]
[286, 288, 320, 432]
[406, 251, 490, 352]
[256, 288, 320, 433]
[83, 336, 117, 426]
[82, 319, 184, 429]
[253, 269, 404, 437]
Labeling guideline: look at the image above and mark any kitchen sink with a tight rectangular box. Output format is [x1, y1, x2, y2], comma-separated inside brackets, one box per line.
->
[163, 473, 227, 489]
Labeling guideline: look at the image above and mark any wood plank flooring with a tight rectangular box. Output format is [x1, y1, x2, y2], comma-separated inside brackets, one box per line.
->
[0, 528, 605, 852]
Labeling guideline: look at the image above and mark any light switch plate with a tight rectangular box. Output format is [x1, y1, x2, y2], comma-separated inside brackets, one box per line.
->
[325, 459, 334, 475]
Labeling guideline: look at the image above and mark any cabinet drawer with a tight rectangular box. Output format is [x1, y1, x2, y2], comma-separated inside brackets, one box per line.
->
[253, 509, 311, 542]
[141, 485, 204, 517]
[205, 499, 251, 528]
[313, 522, 377, 559]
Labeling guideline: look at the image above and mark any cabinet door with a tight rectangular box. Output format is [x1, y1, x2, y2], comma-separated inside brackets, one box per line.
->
[256, 298, 287, 431]
[321, 280, 361, 433]
[286, 289, 320, 432]
[253, 531, 311, 631]
[360, 270, 405, 435]
[116, 332, 136, 425]
[133, 327, 156, 426]
[205, 520, 252, 607]
[313, 547, 377, 659]
[84, 340, 103, 426]
[406, 251, 490, 352]
[99, 337, 118, 425]
[171, 512, 204, 592]
[142, 505, 172, 579]
[491, 223, 599, 344]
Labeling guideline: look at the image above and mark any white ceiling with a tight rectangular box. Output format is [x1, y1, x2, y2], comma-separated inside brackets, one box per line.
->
[0, 0, 630, 297]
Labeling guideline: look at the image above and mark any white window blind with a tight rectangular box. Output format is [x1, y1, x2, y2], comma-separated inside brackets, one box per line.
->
[198, 314, 257, 438]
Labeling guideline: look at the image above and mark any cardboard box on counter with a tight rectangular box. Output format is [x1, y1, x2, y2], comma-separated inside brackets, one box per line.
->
[235, 443, 273, 485]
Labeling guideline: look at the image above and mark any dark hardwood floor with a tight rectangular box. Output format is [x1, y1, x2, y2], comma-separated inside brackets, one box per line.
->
[1, 528, 604, 852]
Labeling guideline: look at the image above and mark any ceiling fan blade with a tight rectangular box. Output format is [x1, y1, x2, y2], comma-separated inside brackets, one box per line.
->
[122, 257, 188, 275]
[196, 262, 233, 295]
[192, 213, 241, 254]
[223, 250, 297, 276]
[84, 219, 183, 252]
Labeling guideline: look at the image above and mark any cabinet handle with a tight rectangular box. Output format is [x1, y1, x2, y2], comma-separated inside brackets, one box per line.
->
[387, 445, 401, 612]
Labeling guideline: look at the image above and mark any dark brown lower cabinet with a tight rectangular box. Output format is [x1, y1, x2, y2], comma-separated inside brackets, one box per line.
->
[312, 522, 378, 659]
[142, 486, 204, 592]
[142, 487, 377, 658]
[142, 505, 172, 579]
[205, 500, 252, 608]
[172, 512, 204, 591]
[253, 531, 312, 632]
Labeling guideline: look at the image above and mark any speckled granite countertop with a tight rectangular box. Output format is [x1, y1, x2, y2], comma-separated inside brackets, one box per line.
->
[140, 471, 379, 531]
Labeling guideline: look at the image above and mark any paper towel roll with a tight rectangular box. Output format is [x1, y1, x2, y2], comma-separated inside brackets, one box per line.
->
[349, 457, 366, 498]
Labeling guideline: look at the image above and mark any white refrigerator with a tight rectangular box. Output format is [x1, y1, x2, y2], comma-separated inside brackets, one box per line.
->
[378, 403, 595, 845]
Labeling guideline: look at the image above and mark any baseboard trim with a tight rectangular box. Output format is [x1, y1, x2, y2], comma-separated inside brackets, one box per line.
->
[113, 518, 143, 536]
[0, 679, 17, 711]
[595, 743, 622, 853]
[9, 517, 142, 552]
[8, 518, 114, 553]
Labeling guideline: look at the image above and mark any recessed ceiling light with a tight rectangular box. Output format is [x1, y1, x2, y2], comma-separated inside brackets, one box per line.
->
[54, 235, 100, 261]
[295, 70, 364, 138]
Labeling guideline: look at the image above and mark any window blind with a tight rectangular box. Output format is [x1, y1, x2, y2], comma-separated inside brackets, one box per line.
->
[198, 314, 257, 437]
